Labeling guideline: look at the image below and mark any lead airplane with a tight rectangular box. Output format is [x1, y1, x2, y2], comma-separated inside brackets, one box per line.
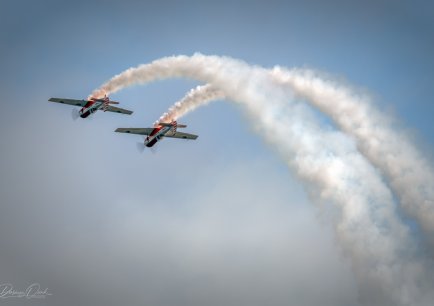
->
[115, 120, 198, 148]
[48, 95, 133, 118]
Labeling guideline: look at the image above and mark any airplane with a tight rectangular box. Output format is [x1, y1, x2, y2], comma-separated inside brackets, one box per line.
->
[48, 95, 133, 118]
[115, 120, 198, 148]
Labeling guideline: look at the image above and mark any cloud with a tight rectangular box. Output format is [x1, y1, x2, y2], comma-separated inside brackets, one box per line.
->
[0, 116, 359, 306]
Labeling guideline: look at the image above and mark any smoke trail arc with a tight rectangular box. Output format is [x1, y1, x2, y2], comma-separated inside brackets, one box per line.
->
[97, 54, 434, 246]
[154, 71, 434, 248]
[91, 54, 433, 305]
[269, 67, 434, 242]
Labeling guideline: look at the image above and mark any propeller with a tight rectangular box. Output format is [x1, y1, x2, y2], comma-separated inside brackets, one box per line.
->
[136, 141, 145, 153]
[71, 108, 80, 121]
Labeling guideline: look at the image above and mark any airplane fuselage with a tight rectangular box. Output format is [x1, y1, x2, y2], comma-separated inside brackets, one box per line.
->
[144, 126, 172, 147]
[79, 100, 104, 118]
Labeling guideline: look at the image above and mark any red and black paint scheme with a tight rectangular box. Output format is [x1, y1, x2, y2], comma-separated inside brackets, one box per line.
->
[144, 121, 177, 147]
[79, 96, 115, 118]
[145, 126, 163, 147]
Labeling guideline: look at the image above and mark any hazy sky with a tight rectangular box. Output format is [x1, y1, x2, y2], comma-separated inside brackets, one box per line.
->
[1, 1, 433, 306]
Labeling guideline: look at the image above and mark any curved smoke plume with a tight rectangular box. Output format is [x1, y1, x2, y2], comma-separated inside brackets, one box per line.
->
[146, 69, 434, 246]
[91, 54, 434, 305]
[154, 84, 224, 125]
[269, 67, 434, 243]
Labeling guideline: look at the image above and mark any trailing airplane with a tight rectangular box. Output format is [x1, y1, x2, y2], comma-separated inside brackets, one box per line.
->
[115, 120, 198, 148]
[48, 95, 133, 118]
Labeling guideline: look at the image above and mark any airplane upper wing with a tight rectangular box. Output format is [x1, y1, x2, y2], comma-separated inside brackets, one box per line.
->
[163, 131, 198, 140]
[115, 128, 154, 135]
[105, 105, 133, 115]
[48, 98, 87, 107]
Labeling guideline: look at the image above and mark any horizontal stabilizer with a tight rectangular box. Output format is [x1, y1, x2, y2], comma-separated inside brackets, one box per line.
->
[159, 122, 187, 128]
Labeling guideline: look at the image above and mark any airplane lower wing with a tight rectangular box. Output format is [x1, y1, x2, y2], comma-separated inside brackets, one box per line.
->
[163, 131, 198, 140]
[105, 105, 133, 115]
[49, 98, 87, 107]
[115, 128, 154, 135]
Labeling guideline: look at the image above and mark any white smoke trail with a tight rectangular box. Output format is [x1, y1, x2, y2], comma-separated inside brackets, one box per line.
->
[132, 62, 434, 247]
[270, 68, 434, 243]
[91, 54, 432, 305]
[154, 84, 224, 126]
[155, 69, 434, 248]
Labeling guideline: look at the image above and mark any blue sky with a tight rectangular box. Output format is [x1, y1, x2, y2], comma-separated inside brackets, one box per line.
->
[0, 1, 433, 305]
[1, 0, 434, 144]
